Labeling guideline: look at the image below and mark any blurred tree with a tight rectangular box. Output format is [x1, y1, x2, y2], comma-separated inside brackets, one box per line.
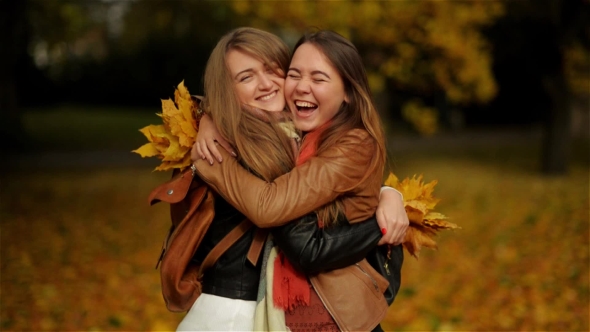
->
[226, 1, 504, 135]
[489, 0, 589, 175]
[15, 0, 243, 109]
[1, 0, 28, 151]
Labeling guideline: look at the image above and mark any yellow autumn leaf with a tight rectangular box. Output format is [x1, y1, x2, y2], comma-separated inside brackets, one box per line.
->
[175, 80, 197, 123]
[384, 172, 399, 188]
[132, 143, 160, 158]
[403, 226, 438, 258]
[397, 175, 425, 201]
[424, 212, 448, 220]
[423, 218, 461, 230]
[405, 202, 427, 225]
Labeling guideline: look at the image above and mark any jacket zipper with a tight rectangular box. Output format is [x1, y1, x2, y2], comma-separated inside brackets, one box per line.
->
[309, 278, 344, 331]
[355, 263, 380, 292]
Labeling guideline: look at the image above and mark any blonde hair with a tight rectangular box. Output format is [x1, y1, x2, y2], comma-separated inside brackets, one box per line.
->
[202, 27, 294, 181]
[293, 30, 387, 227]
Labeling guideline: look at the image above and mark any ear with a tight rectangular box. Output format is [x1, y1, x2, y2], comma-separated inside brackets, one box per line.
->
[344, 93, 350, 104]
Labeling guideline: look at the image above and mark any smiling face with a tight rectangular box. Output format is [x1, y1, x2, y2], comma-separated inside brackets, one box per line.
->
[285, 43, 348, 132]
[226, 48, 285, 112]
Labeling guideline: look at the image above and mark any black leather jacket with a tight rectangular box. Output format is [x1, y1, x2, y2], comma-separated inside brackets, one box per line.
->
[193, 196, 388, 301]
[271, 214, 383, 274]
[193, 196, 260, 301]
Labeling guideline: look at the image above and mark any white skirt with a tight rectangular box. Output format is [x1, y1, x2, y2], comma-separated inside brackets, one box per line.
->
[176, 293, 256, 331]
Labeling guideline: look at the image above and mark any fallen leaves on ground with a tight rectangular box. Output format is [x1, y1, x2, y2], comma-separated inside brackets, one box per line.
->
[0, 157, 588, 331]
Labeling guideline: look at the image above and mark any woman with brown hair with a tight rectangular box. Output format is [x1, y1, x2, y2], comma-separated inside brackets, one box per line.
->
[177, 27, 407, 331]
[193, 29, 404, 331]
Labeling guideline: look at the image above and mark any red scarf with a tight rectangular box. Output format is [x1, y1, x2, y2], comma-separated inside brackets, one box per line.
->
[273, 122, 330, 311]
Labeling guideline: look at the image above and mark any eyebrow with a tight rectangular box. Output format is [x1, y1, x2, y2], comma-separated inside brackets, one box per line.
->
[288, 68, 331, 79]
[234, 68, 253, 79]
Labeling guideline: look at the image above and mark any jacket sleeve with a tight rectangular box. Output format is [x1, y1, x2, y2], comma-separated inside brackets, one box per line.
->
[193, 129, 375, 228]
[270, 215, 382, 275]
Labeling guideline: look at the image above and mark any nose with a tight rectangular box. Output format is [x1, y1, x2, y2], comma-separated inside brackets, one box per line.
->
[258, 73, 273, 90]
[294, 79, 311, 94]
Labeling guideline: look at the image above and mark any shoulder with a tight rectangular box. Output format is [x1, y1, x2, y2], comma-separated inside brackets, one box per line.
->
[337, 128, 374, 147]
[321, 128, 375, 161]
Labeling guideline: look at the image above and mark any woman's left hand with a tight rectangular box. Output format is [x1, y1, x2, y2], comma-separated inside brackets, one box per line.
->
[376, 188, 409, 246]
[191, 114, 236, 165]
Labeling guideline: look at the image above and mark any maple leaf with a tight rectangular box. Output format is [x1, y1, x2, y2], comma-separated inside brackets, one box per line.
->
[132, 80, 199, 171]
[385, 172, 460, 258]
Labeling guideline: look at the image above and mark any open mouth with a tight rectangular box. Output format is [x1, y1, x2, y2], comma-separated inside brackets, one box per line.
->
[295, 100, 318, 113]
[258, 91, 277, 101]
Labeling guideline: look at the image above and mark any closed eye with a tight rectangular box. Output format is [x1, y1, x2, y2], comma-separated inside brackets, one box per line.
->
[239, 75, 252, 82]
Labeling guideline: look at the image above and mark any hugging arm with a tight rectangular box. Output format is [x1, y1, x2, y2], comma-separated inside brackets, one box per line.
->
[270, 215, 382, 275]
[193, 129, 374, 228]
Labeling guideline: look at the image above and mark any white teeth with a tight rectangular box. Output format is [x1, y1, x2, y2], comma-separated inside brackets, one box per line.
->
[295, 101, 317, 108]
[259, 91, 277, 101]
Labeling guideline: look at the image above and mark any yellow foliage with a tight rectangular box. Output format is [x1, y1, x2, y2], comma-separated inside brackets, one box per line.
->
[402, 100, 438, 136]
[229, 1, 504, 135]
[385, 173, 460, 258]
[564, 42, 590, 98]
[132, 80, 199, 171]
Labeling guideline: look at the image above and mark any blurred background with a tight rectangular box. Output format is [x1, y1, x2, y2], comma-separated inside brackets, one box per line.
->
[1, 0, 588, 331]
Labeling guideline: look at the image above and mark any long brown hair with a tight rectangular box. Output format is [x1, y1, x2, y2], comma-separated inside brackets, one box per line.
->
[293, 30, 387, 227]
[202, 27, 294, 181]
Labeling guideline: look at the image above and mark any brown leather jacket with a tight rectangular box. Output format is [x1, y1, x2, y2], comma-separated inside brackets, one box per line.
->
[194, 128, 382, 226]
[194, 128, 389, 331]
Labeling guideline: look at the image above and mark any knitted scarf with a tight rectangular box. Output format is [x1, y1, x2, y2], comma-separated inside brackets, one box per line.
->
[272, 122, 330, 311]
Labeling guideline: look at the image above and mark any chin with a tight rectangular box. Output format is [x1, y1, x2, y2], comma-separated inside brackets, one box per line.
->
[270, 104, 286, 112]
[293, 120, 312, 132]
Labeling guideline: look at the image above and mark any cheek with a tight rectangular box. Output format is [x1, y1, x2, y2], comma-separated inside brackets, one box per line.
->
[275, 77, 286, 90]
[284, 79, 296, 98]
[234, 84, 252, 104]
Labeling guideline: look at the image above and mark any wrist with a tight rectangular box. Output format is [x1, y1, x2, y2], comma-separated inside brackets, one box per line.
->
[380, 186, 404, 201]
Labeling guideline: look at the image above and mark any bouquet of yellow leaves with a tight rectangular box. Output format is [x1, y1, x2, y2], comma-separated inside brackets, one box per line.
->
[384, 173, 460, 258]
[132, 80, 200, 171]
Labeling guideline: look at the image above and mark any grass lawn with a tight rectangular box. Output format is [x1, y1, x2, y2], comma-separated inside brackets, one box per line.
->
[2, 106, 588, 331]
[22, 105, 163, 152]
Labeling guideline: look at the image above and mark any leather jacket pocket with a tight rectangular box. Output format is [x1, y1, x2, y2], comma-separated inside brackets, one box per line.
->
[353, 258, 390, 296]
[310, 258, 390, 331]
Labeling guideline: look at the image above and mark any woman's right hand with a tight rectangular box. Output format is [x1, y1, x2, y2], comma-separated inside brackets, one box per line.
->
[191, 114, 236, 164]
[376, 188, 409, 246]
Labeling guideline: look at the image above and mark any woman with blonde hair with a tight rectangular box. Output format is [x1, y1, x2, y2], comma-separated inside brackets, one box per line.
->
[193, 29, 405, 331]
[177, 27, 407, 331]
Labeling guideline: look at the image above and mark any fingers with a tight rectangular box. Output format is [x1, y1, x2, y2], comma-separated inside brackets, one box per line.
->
[390, 221, 409, 245]
[218, 140, 237, 158]
[201, 140, 215, 165]
[376, 208, 410, 246]
[191, 142, 202, 161]
[376, 208, 392, 246]
[208, 139, 224, 163]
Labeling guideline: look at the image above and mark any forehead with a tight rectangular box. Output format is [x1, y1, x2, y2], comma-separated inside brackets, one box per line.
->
[290, 43, 335, 72]
[226, 49, 265, 74]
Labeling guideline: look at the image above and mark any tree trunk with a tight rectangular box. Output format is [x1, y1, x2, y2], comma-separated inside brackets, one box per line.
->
[540, 71, 571, 175]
